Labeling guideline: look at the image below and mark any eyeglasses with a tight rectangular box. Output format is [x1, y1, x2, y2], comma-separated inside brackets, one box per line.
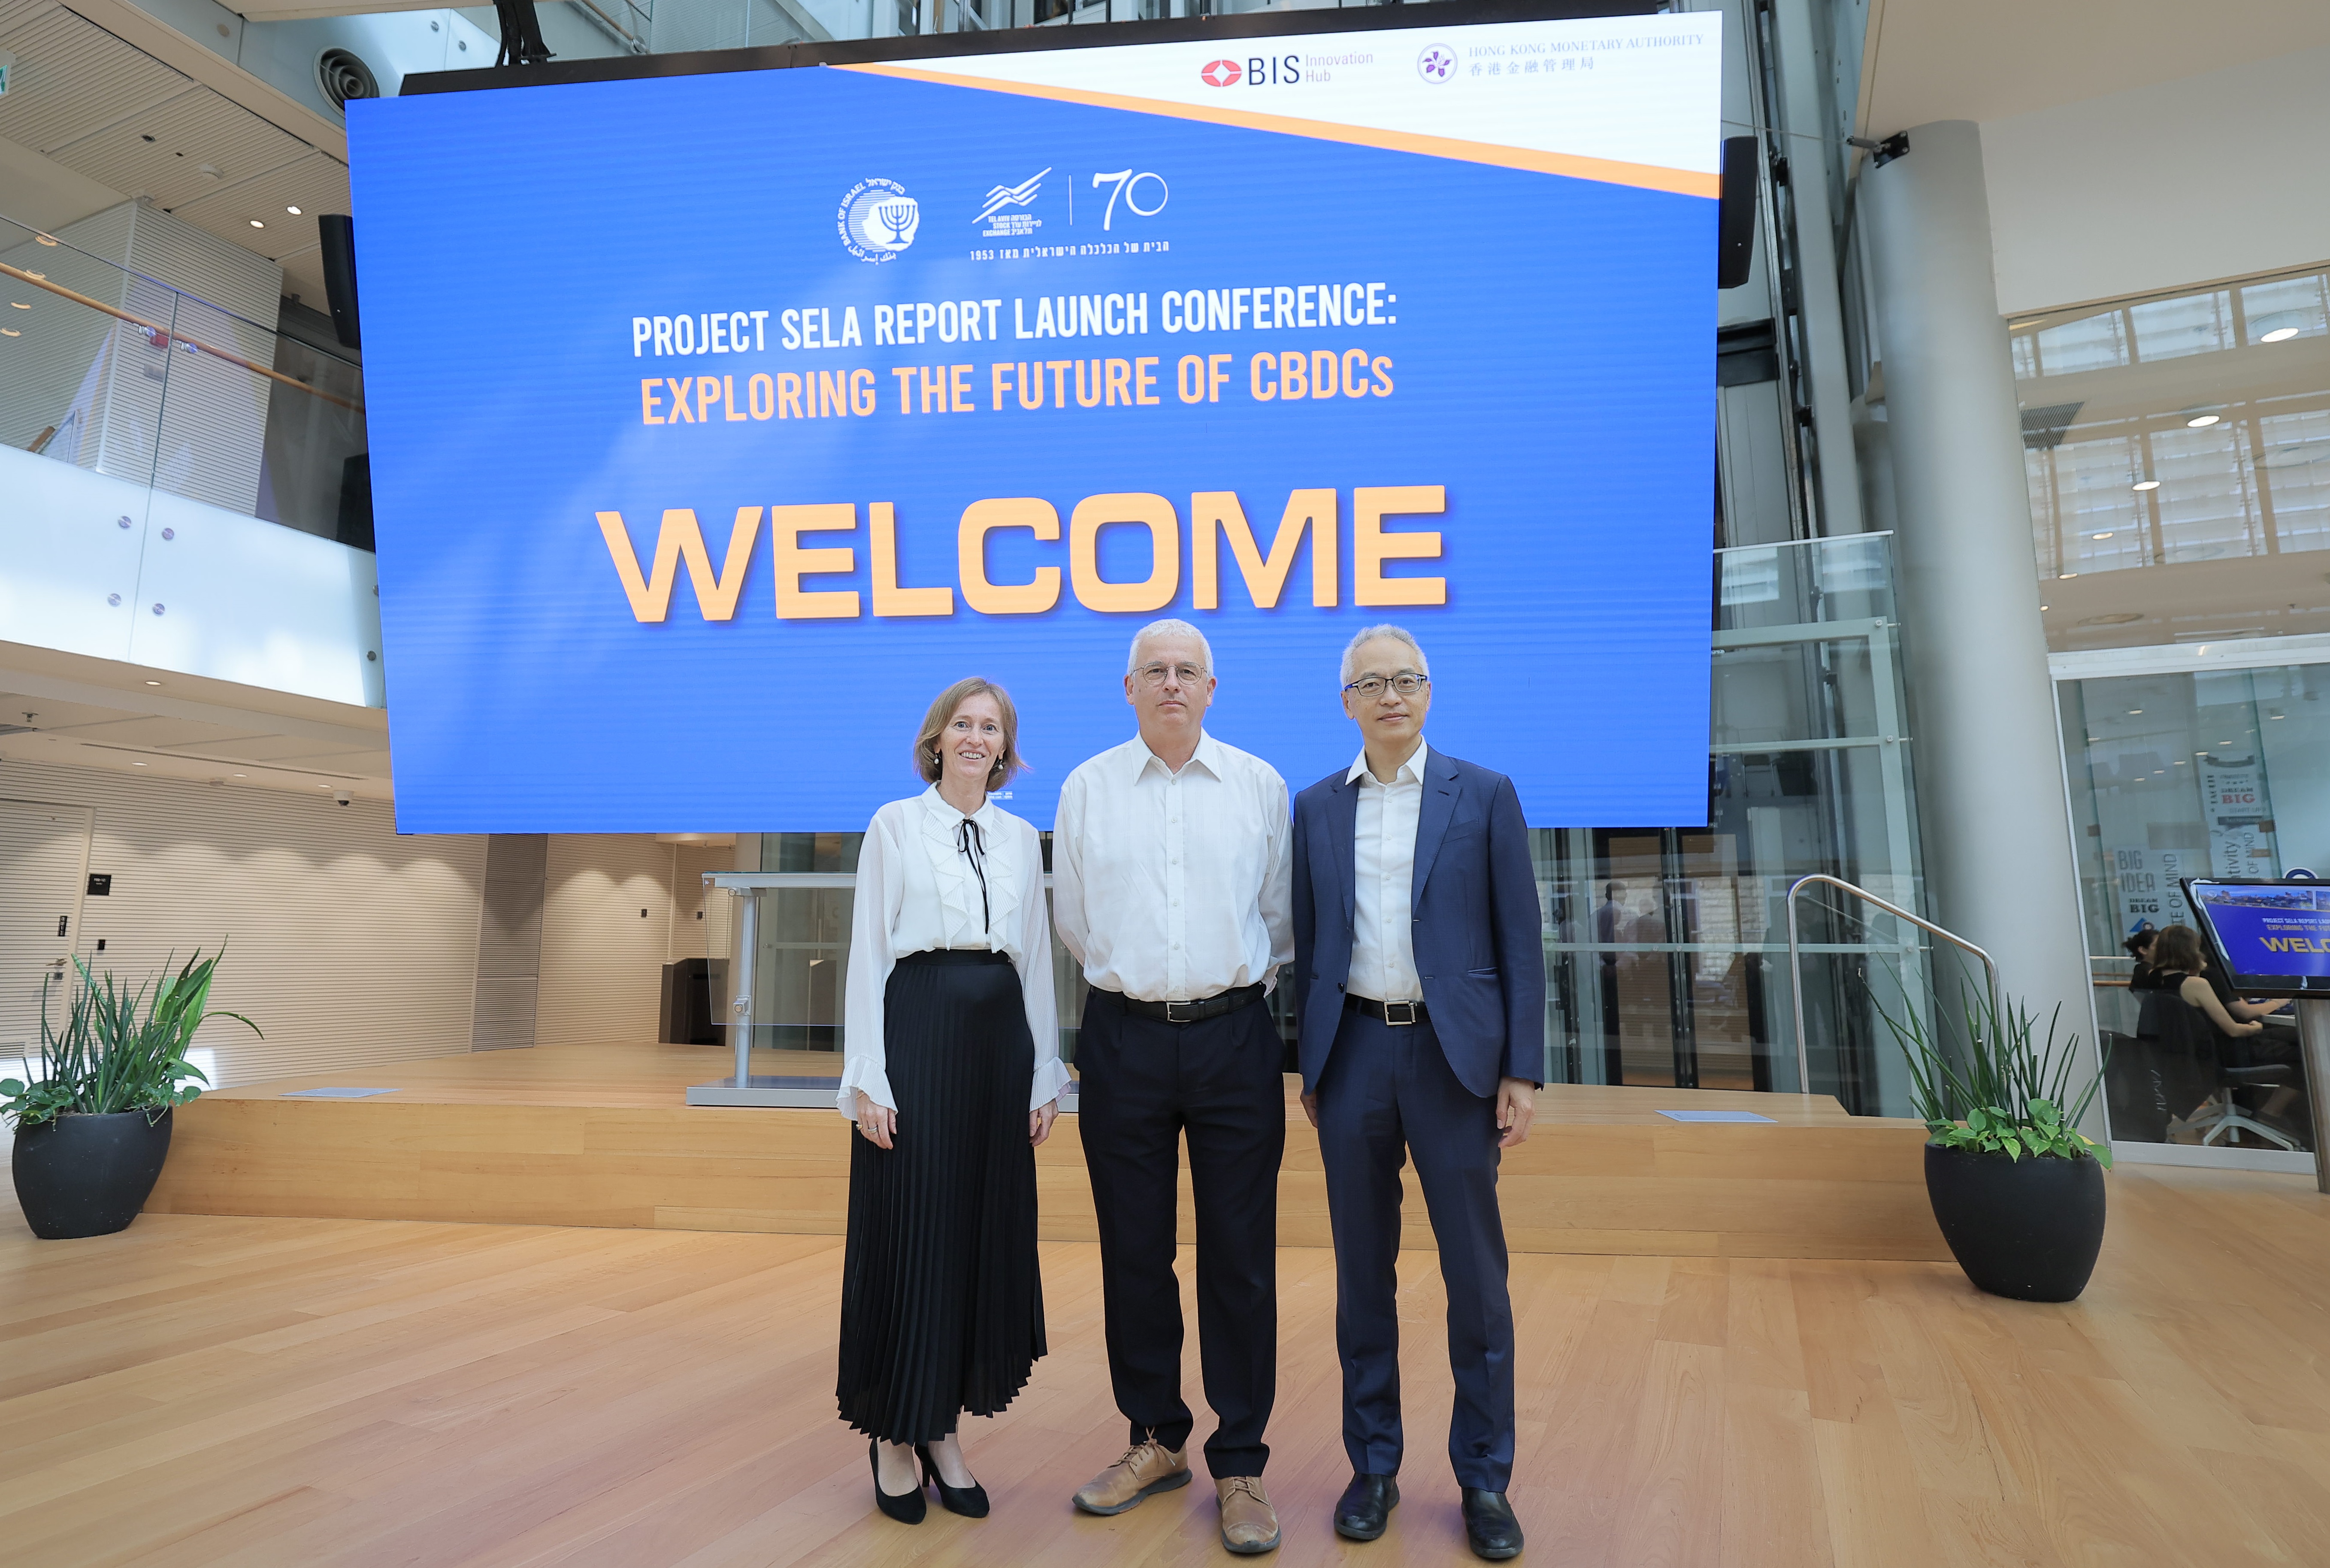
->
[1135, 663, 1209, 687]
[1344, 673, 1430, 699]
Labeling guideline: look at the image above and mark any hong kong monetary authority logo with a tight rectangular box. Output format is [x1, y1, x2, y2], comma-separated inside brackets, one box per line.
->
[1416, 44, 1456, 82]
[838, 178, 920, 263]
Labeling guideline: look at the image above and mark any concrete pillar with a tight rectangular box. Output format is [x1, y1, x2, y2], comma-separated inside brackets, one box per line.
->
[1861, 121, 2103, 1126]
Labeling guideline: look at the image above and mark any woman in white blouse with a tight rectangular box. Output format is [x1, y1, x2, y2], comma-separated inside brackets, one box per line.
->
[836, 676, 1069, 1526]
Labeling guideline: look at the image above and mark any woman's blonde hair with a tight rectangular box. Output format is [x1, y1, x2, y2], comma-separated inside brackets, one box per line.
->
[914, 678, 1023, 791]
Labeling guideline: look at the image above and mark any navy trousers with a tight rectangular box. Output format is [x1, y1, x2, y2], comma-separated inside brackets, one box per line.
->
[1316, 1008, 1516, 1491]
[1077, 988, 1286, 1477]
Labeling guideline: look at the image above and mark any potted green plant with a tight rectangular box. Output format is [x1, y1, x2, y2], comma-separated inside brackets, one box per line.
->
[1883, 986, 2112, 1302]
[3, 948, 258, 1239]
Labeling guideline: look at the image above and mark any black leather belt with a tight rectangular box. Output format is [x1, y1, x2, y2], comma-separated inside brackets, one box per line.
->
[1347, 994, 1428, 1026]
[1102, 984, 1265, 1024]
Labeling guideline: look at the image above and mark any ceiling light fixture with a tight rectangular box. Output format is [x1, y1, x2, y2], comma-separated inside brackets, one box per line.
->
[8, 300, 26, 309]
[2093, 531, 2114, 540]
[2128, 709, 2143, 716]
[143, 679, 161, 686]
[2187, 414, 2220, 428]
[2260, 327, 2300, 343]
[2058, 572, 2076, 579]
[248, 218, 265, 229]
[1, 328, 18, 337]
[2133, 479, 2160, 491]
[285, 204, 302, 215]
[132, 761, 145, 766]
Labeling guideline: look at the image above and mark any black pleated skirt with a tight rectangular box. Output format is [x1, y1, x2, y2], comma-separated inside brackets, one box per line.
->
[837, 949, 1045, 1443]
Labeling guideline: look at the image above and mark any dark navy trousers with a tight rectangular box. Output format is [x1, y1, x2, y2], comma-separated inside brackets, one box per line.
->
[1315, 1008, 1516, 1491]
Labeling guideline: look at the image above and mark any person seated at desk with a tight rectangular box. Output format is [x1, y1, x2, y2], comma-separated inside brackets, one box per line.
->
[2149, 925, 2304, 1141]
[2125, 924, 2170, 993]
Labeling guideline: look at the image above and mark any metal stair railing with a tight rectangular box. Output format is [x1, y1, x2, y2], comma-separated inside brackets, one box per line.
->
[1785, 874, 1997, 1101]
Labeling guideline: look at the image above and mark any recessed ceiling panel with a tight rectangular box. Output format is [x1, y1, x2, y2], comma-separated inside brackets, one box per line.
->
[0, 8, 188, 154]
[202, 734, 378, 763]
[51, 85, 312, 210]
[43, 714, 274, 748]
[171, 150, 351, 261]
[277, 242, 328, 307]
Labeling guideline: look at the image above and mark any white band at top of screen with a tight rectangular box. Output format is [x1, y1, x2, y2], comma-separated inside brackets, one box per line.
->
[836, 16, 1722, 196]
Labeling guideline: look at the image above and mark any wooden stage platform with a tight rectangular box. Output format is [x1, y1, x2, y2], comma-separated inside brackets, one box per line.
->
[146, 1042, 1948, 1259]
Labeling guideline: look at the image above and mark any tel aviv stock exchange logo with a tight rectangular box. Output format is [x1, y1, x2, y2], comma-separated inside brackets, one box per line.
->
[1199, 58, 1242, 88]
[1416, 43, 1456, 83]
[838, 178, 920, 263]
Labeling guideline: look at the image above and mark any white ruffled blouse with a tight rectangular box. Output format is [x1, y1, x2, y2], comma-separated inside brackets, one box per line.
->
[837, 786, 1069, 1118]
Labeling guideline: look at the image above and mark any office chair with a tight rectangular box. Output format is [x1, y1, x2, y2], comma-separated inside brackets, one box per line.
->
[2160, 998, 2302, 1151]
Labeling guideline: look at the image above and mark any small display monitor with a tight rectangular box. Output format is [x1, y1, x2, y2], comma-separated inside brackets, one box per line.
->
[2183, 878, 2330, 998]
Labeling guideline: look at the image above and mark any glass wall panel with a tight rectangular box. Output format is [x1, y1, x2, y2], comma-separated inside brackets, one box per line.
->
[0, 212, 370, 551]
[2014, 263, 2330, 650]
[2058, 662, 2325, 1153]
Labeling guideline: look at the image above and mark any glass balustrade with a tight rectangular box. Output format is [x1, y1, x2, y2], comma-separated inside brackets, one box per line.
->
[0, 210, 369, 551]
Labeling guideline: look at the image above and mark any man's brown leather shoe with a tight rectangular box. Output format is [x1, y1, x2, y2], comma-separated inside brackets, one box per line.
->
[1073, 1440, 1192, 1515]
[1216, 1476, 1281, 1555]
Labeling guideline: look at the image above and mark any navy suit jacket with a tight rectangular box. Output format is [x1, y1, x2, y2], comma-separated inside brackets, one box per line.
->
[1292, 747, 1547, 1098]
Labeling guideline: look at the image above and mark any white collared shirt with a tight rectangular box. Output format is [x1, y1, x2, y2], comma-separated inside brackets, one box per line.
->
[838, 786, 1071, 1117]
[1347, 738, 1429, 1003]
[1053, 731, 1293, 1002]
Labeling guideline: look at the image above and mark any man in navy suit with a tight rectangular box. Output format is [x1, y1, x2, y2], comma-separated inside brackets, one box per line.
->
[1291, 625, 1545, 1562]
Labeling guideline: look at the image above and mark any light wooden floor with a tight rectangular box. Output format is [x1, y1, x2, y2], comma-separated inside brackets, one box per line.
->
[6, 1164, 2328, 1566]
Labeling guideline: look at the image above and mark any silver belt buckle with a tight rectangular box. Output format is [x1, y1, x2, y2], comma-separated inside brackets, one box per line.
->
[1383, 1000, 1419, 1026]
[1165, 999, 1196, 1023]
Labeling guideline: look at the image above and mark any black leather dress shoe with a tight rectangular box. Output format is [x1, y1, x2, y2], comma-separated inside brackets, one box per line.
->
[1461, 1489, 1522, 1560]
[1333, 1473, 1399, 1541]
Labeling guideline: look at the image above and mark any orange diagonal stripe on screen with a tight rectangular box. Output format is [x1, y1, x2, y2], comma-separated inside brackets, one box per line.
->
[833, 61, 1720, 199]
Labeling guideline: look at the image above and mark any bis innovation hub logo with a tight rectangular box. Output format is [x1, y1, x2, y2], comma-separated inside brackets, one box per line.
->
[838, 178, 920, 263]
[1198, 59, 1242, 88]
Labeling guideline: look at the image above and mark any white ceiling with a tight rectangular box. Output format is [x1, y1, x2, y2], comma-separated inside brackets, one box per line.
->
[0, 640, 393, 801]
[0, 0, 349, 304]
[1858, 0, 2330, 138]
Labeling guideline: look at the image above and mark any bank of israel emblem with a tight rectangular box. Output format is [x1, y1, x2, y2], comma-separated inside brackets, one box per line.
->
[1416, 44, 1456, 83]
[838, 178, 920, 263]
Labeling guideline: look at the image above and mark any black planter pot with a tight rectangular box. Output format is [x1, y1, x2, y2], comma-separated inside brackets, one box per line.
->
[1924, 1141, 2106, 1303]
[12, 1108, 175, 1240]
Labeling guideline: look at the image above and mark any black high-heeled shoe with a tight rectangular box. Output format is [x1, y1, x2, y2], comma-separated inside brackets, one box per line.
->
[870, 1438, 926, 1524]
[917, 1443, 990, 1518]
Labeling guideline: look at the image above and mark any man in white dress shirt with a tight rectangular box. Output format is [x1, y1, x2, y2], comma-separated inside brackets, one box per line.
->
[1290, 626, 1543, 1562]
[1054, 618, 1293, 1556]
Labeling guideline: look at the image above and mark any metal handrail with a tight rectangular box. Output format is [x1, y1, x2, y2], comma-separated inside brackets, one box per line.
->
[1785, 874, 1999, 1098]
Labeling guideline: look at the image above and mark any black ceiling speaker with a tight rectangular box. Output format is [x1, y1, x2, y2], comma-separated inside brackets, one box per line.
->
[318, 213, 360, 349]
[1717, 136, 1759, 290]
